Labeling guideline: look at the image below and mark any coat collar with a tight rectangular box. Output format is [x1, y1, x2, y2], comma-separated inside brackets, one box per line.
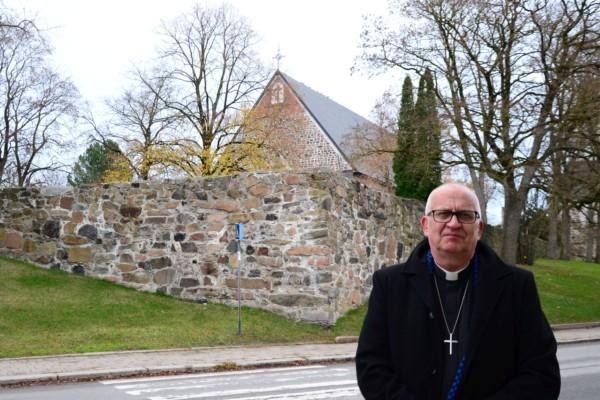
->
[402, 239, 514, 354]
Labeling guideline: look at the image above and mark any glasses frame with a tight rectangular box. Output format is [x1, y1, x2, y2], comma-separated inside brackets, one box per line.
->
[427, 209, 480, 224]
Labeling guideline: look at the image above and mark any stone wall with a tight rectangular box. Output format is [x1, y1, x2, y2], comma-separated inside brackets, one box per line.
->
[0, 172, 423, 324]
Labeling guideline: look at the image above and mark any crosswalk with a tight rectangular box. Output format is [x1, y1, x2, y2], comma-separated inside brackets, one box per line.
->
[101, 365, 362, 400]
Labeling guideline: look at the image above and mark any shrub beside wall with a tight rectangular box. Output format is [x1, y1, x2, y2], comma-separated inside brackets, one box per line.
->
[0, 172, 423, 324]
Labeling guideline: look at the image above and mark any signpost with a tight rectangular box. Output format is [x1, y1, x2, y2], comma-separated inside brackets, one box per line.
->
[235, 223, 244, 335]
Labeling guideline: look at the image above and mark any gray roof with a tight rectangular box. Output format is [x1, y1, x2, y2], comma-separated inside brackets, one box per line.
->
[279, 72, 374, 149]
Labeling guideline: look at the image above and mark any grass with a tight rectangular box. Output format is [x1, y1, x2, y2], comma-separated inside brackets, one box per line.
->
[522, 258, 600, 324]
[1, 256, 598, 358]
[0, 256, 362, 358]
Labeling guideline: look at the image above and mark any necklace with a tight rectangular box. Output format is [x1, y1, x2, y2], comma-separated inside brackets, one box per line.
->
[433, 275, 469, 356]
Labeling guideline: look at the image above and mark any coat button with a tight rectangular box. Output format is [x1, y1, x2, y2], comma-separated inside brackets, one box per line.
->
[429, 312, 435, 319]
[431, 368, 437, 375]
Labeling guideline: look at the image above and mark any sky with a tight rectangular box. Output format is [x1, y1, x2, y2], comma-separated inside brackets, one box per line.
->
[5, 0, 397, 119]
[3, 0, 502, 223]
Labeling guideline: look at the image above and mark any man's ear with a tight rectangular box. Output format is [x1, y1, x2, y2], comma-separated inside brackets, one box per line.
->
[421, 215, 429, 236]
[477, 219, 484, 239]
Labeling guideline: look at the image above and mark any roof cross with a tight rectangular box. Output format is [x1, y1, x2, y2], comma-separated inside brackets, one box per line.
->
[274, 47, 284, 70]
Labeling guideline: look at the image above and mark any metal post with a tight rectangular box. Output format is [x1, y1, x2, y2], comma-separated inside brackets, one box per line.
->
[235, 223, 244, 335]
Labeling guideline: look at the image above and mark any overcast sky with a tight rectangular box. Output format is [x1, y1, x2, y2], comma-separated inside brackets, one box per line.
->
[5, 0, 397, 119]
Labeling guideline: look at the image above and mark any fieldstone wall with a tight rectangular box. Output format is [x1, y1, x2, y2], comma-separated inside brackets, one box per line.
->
[0, 172, 423, 324]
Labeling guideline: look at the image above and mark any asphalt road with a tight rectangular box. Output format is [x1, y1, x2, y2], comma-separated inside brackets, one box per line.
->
[0, 342, 598, 400]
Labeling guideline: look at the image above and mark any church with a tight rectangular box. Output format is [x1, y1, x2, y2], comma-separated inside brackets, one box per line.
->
[247, 70, 391, 183]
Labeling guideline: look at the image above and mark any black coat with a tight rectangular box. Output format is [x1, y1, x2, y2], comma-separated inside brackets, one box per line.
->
[356, 240, 560, 400]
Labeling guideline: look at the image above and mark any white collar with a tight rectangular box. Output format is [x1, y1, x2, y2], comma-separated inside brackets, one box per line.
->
[434, 260, 469, 281]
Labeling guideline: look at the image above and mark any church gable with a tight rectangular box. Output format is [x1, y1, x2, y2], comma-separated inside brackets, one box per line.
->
[252, 72, 353, 172]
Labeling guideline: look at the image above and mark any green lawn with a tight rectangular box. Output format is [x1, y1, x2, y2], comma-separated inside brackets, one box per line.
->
[522, 258, 600, 324]
[0, 256, 598, 358]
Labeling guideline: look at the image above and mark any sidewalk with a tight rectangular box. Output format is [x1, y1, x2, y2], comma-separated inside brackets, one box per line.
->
[1, 323, 599, 387]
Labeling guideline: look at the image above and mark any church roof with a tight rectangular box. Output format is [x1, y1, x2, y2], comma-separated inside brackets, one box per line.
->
[278, 71, 374, 149]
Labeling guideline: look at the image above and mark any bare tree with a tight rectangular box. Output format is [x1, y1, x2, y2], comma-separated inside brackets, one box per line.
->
[0, 6, 78, 186]
[340, 91, 398, 185]
[147, 3, 270, 176]
[106, 70, 183, 180]
[358, 0, 599, 262]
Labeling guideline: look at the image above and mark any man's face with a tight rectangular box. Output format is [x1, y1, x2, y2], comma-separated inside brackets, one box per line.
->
[421, 185, 484, 267]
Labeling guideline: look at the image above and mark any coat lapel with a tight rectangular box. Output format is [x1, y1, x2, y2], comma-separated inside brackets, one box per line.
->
[403, 242, 436, 313]
[465, 243, 512, 369]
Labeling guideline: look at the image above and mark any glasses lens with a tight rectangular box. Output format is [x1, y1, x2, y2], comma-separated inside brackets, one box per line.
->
[433, 210, 453, 222]
[456, 211, 477, 223]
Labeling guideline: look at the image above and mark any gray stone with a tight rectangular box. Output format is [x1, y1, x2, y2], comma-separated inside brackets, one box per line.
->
[72, 265, 85, 275]
[264, 196, 281, 204]
[317, 271, 333, 283]
[194, 191, 208, 200]
[78, 224, 98, 240]
[248, 269, 261, 277]
[149, 257, 172, 269]
[269, 293, 327, 307]
[172, 189, 186, 200]
[397, 243, 404, 260]
[42, 220, 60, 238]
[180, 278, 200, 288]
[301, 230, 328, 240]
[227, 240, 238, 253]
[154, 269, 176, 285]
[180, 242, 198, 253]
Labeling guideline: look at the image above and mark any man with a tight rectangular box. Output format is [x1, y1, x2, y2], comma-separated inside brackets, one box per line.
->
[356, 183, 560, 400]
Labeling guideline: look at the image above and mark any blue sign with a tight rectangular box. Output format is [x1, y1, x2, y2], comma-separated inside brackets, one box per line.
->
[235, 223, 244, 240]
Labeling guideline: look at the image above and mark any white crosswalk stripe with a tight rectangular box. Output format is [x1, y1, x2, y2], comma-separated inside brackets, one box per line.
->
[101, 365, 362, 400]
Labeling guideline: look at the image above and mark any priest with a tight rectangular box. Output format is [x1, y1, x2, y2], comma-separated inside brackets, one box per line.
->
[356, 182, 560, 400]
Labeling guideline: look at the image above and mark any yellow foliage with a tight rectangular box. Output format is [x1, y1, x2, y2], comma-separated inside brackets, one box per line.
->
[101, 152, 133, 183]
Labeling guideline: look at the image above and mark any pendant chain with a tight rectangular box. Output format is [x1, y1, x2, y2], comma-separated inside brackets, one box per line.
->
[433, 275, 469, 338]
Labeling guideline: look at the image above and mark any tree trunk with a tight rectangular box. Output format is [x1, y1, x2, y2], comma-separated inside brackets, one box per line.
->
[501, 189, 526, 264]
[584, 208, 595, 262]
[469, 170, 488, 222]
[560, 205, 571, 260]
[547, 196, 559, 259]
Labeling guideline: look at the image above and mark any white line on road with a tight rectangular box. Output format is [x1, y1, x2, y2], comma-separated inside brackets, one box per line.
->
[144, 380, 358, 400]
[560, 362, 600, 378]
[101, 365, 326, 385]
[210, 387, 361, 400]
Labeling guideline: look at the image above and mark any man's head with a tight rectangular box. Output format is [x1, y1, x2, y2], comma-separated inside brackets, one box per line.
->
[421, 183, 484, 270]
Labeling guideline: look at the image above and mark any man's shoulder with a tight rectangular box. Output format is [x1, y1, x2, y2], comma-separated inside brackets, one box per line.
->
[373, 261, 414, 280]
[478, 241, 534, 281]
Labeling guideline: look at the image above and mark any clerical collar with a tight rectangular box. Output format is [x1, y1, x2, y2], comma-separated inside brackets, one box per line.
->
[433, 260, 469, 281]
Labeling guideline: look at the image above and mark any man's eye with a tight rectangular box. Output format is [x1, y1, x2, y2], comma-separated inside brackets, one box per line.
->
[437, 211, 452, 219]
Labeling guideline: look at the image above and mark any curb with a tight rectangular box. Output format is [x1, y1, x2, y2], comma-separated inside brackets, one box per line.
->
[2, 325, 599, 388]
[552, 321, 600, 330]
[0, 354, 356, 388]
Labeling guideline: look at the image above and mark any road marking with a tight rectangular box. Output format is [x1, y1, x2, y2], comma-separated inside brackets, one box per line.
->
[560, 362, 600, 378]
[212, 386, 361, 400]
[101, 365, 326, 385]
[144, 380, 358, 400]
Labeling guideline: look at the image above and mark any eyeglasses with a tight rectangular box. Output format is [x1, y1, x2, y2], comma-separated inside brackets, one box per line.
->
[427, 209, 480, 224]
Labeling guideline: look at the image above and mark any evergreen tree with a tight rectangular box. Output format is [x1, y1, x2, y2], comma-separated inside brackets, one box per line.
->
[414, 69, 442, 200]
[68, 140, 131, 186]
[393, 76, 418, 197]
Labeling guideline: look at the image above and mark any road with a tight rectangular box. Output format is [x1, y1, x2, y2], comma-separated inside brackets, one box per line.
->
[0, 342, 598, 400]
